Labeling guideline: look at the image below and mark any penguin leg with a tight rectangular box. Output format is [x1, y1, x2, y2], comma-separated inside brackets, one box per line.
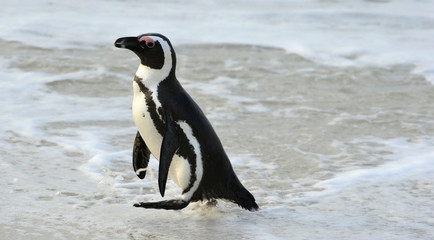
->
[206, 199, 218, 207]
[133, 199, 189, 210]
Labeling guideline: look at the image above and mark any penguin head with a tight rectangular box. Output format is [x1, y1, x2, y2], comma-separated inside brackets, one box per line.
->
[115, 33, 176, 74]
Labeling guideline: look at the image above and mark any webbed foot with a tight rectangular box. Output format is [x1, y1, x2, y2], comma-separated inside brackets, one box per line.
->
[133, 199, 189, 210]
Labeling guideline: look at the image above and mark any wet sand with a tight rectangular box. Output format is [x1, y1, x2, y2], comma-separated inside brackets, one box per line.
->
[1, 39, 433, 239]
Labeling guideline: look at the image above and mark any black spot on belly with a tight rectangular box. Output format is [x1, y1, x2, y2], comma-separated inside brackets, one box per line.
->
[134, 76, 165, 135]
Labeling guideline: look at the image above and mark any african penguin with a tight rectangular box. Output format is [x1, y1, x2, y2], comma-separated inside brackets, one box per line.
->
[114, 33, 258, 211]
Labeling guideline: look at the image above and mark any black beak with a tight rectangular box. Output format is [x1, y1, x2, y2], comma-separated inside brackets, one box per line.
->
[114, 37, 140, 50]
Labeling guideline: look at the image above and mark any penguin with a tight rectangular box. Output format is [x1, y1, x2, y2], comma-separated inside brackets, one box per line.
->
[114, 33, 258, 211]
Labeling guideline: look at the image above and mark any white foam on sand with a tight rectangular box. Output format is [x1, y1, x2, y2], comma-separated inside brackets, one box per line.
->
[306, 137, 434, 199]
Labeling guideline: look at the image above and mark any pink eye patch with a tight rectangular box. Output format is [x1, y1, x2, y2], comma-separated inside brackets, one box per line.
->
[139, 36, 155, 48]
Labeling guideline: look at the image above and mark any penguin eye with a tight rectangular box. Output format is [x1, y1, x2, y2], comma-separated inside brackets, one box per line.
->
[139, 36, 155, 49]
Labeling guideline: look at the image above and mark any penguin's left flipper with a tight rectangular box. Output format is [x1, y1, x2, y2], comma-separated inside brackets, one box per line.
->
[133, 131, 151, 179]
[158, 110, 180, 197]
[133, 200, 189, 210]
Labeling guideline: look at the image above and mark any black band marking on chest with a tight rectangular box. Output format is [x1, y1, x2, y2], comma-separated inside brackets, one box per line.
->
[134, 76, 165, 136]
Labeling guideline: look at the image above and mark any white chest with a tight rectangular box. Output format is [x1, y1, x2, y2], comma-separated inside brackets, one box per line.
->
[132, 81, 163, 159]
[132, 80, 194, 193]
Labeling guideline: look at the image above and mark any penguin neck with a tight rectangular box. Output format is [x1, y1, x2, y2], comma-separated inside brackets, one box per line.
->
[135, 63, 174, 91]
[135, 43, 176, 91]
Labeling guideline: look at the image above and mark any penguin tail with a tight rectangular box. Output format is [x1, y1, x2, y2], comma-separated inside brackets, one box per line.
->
[234, 186, 259, 211]
[229, 175, 259, 211]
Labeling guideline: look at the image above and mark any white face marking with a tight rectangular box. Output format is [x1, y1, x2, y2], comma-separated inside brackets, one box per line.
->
[135, 36, 173, 92]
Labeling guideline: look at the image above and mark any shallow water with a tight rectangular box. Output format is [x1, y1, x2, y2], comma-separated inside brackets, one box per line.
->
[1, 38, 433, 239]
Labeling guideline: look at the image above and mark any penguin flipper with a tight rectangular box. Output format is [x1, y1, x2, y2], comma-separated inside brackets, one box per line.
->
[133, 199, 189, 210]
[133, 131, 151, 179]
[158, 110, 180, 197]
